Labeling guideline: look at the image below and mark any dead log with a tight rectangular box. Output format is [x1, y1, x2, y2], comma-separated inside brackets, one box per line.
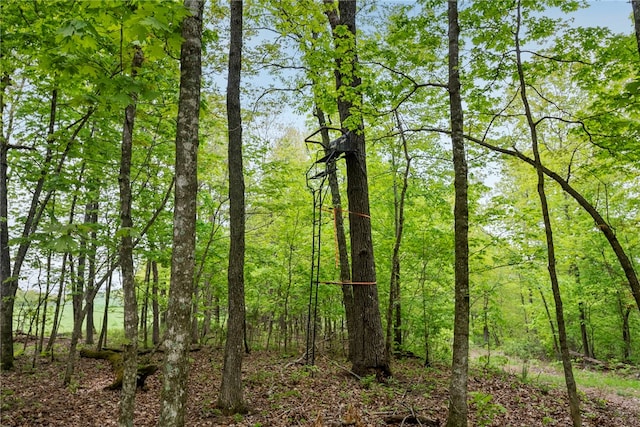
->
[79, 348, 158, 390]
[569, 350, 609, 370]
[382, 414, 440, 426]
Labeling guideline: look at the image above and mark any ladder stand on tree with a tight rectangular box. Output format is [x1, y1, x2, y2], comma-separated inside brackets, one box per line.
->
[304, 128, 355, 366]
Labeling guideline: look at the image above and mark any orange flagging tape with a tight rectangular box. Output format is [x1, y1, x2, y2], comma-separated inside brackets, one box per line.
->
[322, 206, 371, 219]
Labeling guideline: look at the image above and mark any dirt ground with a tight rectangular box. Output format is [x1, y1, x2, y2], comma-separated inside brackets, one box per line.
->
[1, 342, 639, 426]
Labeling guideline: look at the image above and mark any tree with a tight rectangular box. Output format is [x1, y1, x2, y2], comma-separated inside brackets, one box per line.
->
[117, 45, 143, 427]
[218, 0, 247, 415]
[385, 111, 412, 357]
[325, 0, 390, 378]
[446, 1, 470, 426]
[632, 0, 640, 57]
[158, 0, 203, 425]
[513, 1, 581, 424]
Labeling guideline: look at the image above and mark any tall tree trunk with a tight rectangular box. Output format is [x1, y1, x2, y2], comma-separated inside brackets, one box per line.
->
[386, 111, 411, 357]
[632, 0, 640, 57]
[446, 2, 470, 426]
[85, 200, 98, 345]
[201, 276, 213, 342]
[152, 260, 160, 345]
[141, 261, 151, 348]
[2, 88, 57, 370]
[2, 94, 92, 370]
[314, 106, 355, 361]
[218, 0, 247, 414]
[578, 302, 592, 359]
[38, 250, 53, 354]
[618, 291, 632, 362]
[74, 173, 87, 340]
[538, 286, 560, 358]
[325, 0, 390, 379]
[117, 45, 143, 427]
[47, 253, 68, 356]
[515, 3, 581, 425]
[193, 203, 222, 345]
[158, 0, 203, 425]
[97, 258, 113, 350]
[0, 73, 13, 370]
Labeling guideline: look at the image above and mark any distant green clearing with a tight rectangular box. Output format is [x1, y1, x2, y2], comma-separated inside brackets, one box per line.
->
[14, 294, 124, 336]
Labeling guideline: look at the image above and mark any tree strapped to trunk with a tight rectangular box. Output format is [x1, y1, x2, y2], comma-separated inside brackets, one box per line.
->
[79, 348, 158, 391]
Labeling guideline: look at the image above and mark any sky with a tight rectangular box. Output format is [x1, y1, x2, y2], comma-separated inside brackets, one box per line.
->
[563, 1, 634, 33]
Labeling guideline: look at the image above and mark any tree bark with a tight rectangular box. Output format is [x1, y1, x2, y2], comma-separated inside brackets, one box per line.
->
[151, 260, 160, 345]
[85, 200, 98, 344]
[314, 106, 355, 361]
[158, 1, 203, 425]
[386, 111, 411, 358]
[514, 2, 581, 425]
[538, 286, 560, 357]
[325, 0, 390, 379]
[632, 1, 640, 57]
[117, 45, 144, 427]
[446, 2, 470, 426]
[218, 0, 247, 414]
[97, 259, 113, 350]
[0, 73, 13, 370]
[578, 302, 592, 359]
[2, 92, 92, 370]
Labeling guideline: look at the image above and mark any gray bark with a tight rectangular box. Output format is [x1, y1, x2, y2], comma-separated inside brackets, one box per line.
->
[158, 0, 203, 425]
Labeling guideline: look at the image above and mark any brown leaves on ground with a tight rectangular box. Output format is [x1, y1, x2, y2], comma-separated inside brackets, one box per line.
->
[2, 344, 639, 427]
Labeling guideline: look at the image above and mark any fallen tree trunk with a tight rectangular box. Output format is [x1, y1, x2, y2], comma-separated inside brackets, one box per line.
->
[79, 348, 158, 390]
[382, 414, 440, 426]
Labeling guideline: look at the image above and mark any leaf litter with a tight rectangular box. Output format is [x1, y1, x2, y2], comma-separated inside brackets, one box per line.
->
[1, 343, 639, 426]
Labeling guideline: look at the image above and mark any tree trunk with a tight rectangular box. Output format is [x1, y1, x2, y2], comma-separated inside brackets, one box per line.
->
[632, 0, 640, 57]
[38, 251, 53, 354]
[117, 45, 143, 427]
[538, 286, 560, 358]
[446, 2, 470, 426]
[2, 87, 92, 370]
[218, 0, 247, 415]
[386, 111, 411, 357]
[158, 1, 203, 425]
[466, 136, 640, 313]
[578, 302, 592, 359]
[515, 3, 581, 425]
[97, 260, 113, 350]
[47, 253, 68, 356]
[314, 106, 355, 361]
[618, 292, 632, 362]
[152, 260, 160, 346]
[0, 107, 13, 370]
[325, 0, 390, 379]
[141, 261, 151, 348]
[85, 200, 98, 345]
[2, 88, 57, 370]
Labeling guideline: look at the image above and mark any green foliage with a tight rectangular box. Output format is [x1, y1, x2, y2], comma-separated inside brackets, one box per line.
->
[469, 391, 507, 427]
[3, 0, 638, 396]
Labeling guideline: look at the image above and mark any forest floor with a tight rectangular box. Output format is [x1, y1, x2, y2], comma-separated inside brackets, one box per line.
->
[2, 339, 640, 427]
